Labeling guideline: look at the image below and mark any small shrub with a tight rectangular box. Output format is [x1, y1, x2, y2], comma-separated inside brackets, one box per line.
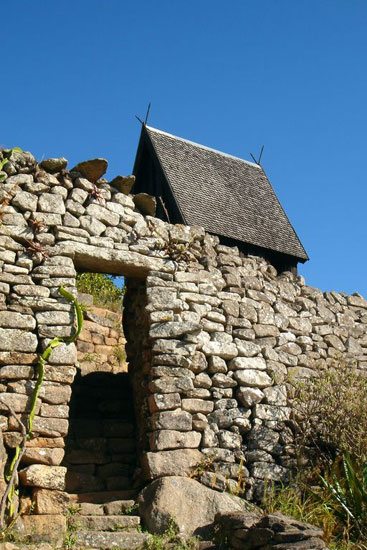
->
[123, 503, 139, 515]
[321, 453, 367, 541]
[81, 352, 99, 364]
[76, 272, 124, 311]
[228, 458, 247, 496]
[263, 466, 367, 549]
[263, 482, 337, 543]
[189, 455, 215, 479]
[291, 366, 367, 467]
[0, 147, 23, 182]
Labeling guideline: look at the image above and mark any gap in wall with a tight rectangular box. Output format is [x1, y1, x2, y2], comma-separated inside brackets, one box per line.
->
[62, 272, 139, 499]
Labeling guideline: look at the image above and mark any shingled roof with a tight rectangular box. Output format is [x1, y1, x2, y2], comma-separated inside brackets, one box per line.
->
[135, 125, 308, 263]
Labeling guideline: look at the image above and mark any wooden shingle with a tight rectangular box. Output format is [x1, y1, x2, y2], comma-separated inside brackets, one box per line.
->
[133, 126, 308, 267]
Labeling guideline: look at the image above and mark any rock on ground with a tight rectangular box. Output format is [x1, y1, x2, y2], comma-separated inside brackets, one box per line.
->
[138, 475, 253, 537]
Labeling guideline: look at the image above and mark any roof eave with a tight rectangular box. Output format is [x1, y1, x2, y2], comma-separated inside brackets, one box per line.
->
[258, 165, 309, 261]
[208, 228, 309, 263]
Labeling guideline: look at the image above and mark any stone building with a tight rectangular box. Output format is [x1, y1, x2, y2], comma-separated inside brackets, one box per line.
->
[0, 139, 364, 548]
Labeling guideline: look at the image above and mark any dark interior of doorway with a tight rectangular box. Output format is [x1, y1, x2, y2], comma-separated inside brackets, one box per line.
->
[63, 371, 139, 497]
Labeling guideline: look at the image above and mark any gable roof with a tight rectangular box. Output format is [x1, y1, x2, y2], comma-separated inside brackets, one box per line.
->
[141, 125, 308, 262]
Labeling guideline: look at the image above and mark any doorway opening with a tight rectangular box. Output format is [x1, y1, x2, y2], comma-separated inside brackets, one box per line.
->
[64, 371, 137, 496]
[63, 272, 140, 498]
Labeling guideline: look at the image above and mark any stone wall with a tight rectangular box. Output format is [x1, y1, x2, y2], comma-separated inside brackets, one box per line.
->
[60, 295, 135, 495]
[138, 253, 367, 501]
[77, 295, 127, 375]
[0, 148, 366, 520]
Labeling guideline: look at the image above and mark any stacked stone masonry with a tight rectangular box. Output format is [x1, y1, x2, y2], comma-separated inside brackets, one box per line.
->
[77, 296, 127, 375]
[65, 299, 135, 495]
[0, 148, 366, 523]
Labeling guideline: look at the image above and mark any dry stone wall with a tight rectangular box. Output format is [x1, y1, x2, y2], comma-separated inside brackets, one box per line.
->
[0, 148, 366, 519]
[77, 295, 127, 375]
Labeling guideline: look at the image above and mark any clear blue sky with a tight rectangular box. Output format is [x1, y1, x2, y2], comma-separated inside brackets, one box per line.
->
[2, 1, 367, 296]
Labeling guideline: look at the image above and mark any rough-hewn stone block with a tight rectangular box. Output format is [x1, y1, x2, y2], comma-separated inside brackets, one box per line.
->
[150, 430, 202, 451]
[19, 465, 67, 490]
[151, 410, 192, 431]
[234, 369, 272, 388]
[142, 449, 203, 479]
[0, 328, 38, 352]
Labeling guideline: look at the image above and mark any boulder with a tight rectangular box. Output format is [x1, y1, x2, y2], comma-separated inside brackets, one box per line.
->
[138, 475, 252, 537]
[72, 158, 108, 182]
[110, 175, 135, 195]
[39, 157, 68, 173]
[216, 511, 326, 550]
[133, 193, 156, 216]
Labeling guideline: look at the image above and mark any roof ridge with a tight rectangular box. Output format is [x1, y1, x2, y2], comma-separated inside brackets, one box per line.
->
[146, 125, 262, 170]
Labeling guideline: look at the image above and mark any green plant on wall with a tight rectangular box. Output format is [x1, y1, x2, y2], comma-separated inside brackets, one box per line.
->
[0, 287, 84, 532]
[63, 504, 81, 549]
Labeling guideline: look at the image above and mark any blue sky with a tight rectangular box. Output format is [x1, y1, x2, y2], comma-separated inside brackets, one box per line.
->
[2, 1, 367, 296]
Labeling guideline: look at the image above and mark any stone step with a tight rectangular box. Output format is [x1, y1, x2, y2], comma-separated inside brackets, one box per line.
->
[74, 489, 138, 503]
[75, 530, 148, 549]
[76, 514, 140, 531]
[104, 499, 137, 515]
[78, 499, 136, 516]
